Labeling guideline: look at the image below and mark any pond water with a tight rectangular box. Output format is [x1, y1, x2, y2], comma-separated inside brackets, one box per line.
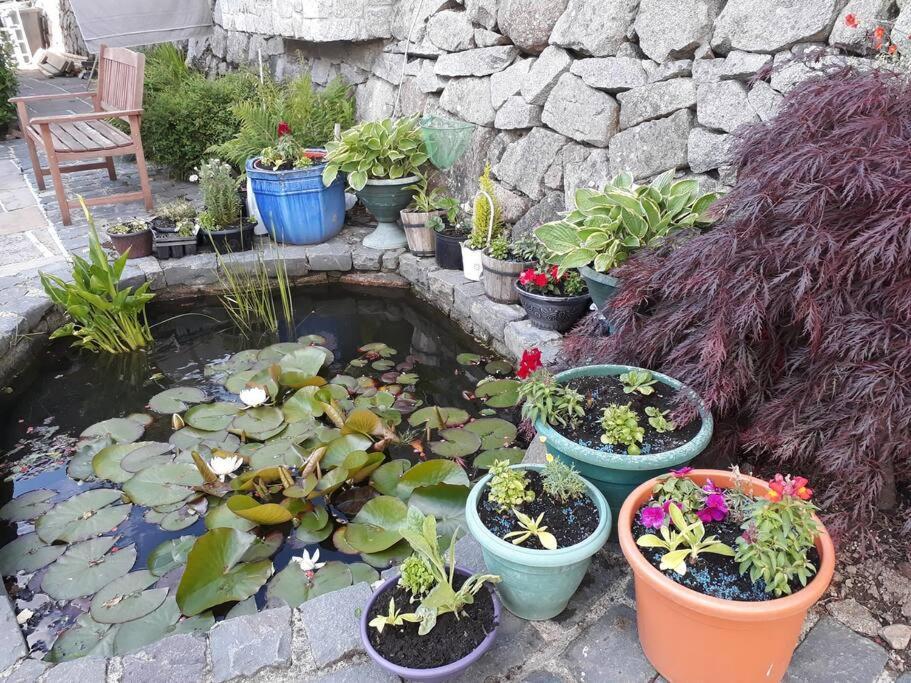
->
[0, 284, 521, 659]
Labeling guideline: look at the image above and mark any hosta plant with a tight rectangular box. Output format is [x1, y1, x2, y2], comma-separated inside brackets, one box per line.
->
[535, 170, 718, 274]
[322, 117, 428, 192]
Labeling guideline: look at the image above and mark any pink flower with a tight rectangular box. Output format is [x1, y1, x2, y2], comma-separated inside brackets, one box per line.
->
[696, 493, 728, 523]
[517, 348, 543, 379]
[519, 268, 536, 286]
[670, 466, 693, 477]
[844, 13, 858, 28]
[277, 121, 291, 137]
[640, 505, 667, 529]
[702, 478, 722, 494]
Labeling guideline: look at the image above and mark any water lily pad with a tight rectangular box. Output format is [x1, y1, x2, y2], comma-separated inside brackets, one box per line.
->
[484, 360, 514, 376]
[266, 560, 352, 608]
[323, 434, 373, 468]
[369, 459, 410, 496]
[279, 347, 328, 388]
[408, 484, 470, 538]
[36, 488, 130, 543]
[205, 503, 257, 532]
[231, 406, 285, 437]
[185, 403, 242, 431]
[205, 349, 261, 377]
[128, 413, 154, 426]
[123, 463, 204, 507]
[0, 488, 54, 522]
[42, 537, 137, 600]
[315, 467, 349, 497]
[249, 440, 307, 470]
[399, 460, 469, 495]
[241, 531, 283, 562]
[120, 442, 176, 473]
[429, 428, 482, 458]
[46, 613, 119, 663]
[81, 418, 145, 443]
[358, 342, 396, 357]
[68, 436, 111, 480]
[0, 532, 65, 575]
[344, 496, 408, 554]
[175, 528, 273, 616]
[90, 570, 168, 624]
[350, 562, 380, 585]
[371, 359, 394, 371]
[465, 418, 518, 449]
[258, 342, 306, 362]
[113, 596, 212, 654]
[94, 442, 171, 483]
[225, 369, 258, 395]
[148, 387, 207, 414]
[456, 353, 482, 366]
[282, 386, 326, 422]
[147, 536, 195, 576]
[226, 495, 293, 525]
[408, 407, 470, 428]
[359, 539, 413, 569]
[475, 379, 521, 408]
[225, 597, 258, 619]
[340, 408, 382, 438]
[473, 447, 525, 469]
[160, 505, 203, 531]
[169, 427, 234, 450]
[332, 526, 360, 555]
[295, 518, 333, 544]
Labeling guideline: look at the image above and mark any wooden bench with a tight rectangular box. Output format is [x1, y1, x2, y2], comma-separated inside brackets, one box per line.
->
[10, 45, 153, 225]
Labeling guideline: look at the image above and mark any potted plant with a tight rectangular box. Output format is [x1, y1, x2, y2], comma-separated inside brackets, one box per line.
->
[323, 117, 428, 249]
[361, 508, 501, 681]
[400, 173, 459, 257]
[518, 352, 713, 531]
[516, 263, 591, 333]
[465, 457, 610, 620]
[535, 170, 719, 314]
[618, 468, 834, 682]
[248, 123, 346, 246]
[153, 218, 199, 260]
[106, 219, 152, 259]
[150, 198, 197, 233]
[480, 234, 538, 304]
[462, 164, 505, 282]
[195, 158, 257, 253]
[433, 215, 469, 271]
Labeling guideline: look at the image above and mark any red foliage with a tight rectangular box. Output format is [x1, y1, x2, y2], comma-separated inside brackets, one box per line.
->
[565, 69, 911, 535]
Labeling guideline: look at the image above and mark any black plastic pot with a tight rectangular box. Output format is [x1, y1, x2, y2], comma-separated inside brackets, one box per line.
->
[516, 283, 592, 333]
[435, 230, 467, 270]
[153, 231, 197, 259]
[107, 227, 152, 259]
[199, 218, 257, 253]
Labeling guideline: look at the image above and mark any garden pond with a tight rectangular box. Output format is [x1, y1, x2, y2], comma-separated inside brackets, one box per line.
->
[0, 284, 527, 661]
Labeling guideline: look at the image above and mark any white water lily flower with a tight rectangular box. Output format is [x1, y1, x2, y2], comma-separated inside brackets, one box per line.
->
[209, 454, 243, 482]
[188, 174, 199, 183]
[239, 385, 268, 408]
[291, 549, 325, 574]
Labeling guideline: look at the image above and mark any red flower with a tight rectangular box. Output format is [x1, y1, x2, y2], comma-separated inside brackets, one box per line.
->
[888, 43, 898, 55]
[844, 13, 858, 28]
[533, 273, 548, 287]
[549, 265, 560, 281]
[519, 268, 536, 286]
[277, 121, 291, 137]
[517, 348, 542, 379]
[873, 25, 885, 39]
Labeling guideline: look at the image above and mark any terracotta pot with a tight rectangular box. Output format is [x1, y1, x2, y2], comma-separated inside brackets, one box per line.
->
[618, 469, 835, 683]
[400, 209, 441, 257]
[480, 254, 532, 304]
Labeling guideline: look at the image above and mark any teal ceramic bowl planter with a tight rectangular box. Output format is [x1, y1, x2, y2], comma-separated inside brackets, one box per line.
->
[578, 266, 619, 312]
[533, 365, 713, 535]
[356, 176, 418, 250]
[465, 464, 611, 620]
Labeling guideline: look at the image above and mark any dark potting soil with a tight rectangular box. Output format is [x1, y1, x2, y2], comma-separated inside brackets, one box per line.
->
[436, 224, 468, 239]
[149, 216, 176, 233]
[558, 375, 702, 454]
[476, 471, 600, 549]
[367, 573, 497, 669]
[631, 513, 821, 601]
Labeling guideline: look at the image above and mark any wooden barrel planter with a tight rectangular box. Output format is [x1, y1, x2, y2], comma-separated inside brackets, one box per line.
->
[481, 254, 534, 304]
[400, 209, 441, 257]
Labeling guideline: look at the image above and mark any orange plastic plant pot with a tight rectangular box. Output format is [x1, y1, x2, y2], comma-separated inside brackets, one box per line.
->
[618, 469, 835, 683]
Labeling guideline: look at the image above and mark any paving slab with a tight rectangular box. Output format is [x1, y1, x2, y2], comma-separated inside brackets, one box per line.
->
[298, 582, 372, 667]
[561, 605, 656, 682]
[209, 606, 293, 682]
[784, 616, 889, 683]
[120, 633, 208, 683]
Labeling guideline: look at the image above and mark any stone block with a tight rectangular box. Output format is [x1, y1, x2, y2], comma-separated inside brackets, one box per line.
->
[617, 78, 697, 130]
[521, 46, 572, 106]
[503, 319, 564, 364]
[713, 0, 841, 53]
[351, 244, 383, 271]
[498, 0, 568, 53]
[427, 269, 471, 311]
[647, 59, 694, 83]
[465, 0, 497, 29]
[494, 127, 569, 201]
[120, 633, 207, 683]
[564, 149, 611, 208]
[381, 248, 405, 271]
[0, 584, 27, 673]
[397, 253, 438, 290]
[635, 0, 721, 63]
[475, 28, 508, 47]
[355, 77, 395, 121]
[513, 192, 565, 237]
[298, 582, 372, 666]
[696, 80, 758, 133]
[785, 616, 888, 682]
[748, 80, 784, 122]
[42, 656, 106, 683]
[687, 126, 733, 173]
[0, 658, 49, 682]
[453, 534, 488, 574]
[470, 297, 526, 342]
[450, 609, 545, 682]
[494, 96, 543, 130]
[416, 60, 447, 94]
[550, 0, 639, 57]
[161, 253, 218, 287]
[451, 279, 487, 329]
[491, 58, 534, 109]
[440, 77, 496, 126]
[608, 110, 693, 180]
[209, 606, 293, 682]
[720, 51, 774, 80]
[427, 10, 475, 52]
[542, 74, 620, 147]
[308, 661, 399, 682]
[306, 242, 353, 271]
[562, 605, 655, 681]
[571, 57, 648, 93]
[435, 47, 519, 77]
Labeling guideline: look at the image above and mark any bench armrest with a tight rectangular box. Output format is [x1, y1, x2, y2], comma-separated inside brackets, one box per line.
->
[9, 92, 96, 104]
[30, 109, 143, 126]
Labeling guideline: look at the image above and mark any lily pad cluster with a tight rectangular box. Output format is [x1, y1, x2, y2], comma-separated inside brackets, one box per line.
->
[0, 337, 530, 661]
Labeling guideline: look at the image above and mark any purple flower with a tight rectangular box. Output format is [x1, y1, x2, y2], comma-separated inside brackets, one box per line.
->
[695, 493, 728, 523]
[670, 466, 693, 477]
[702, 478, 722, 494]
[640, 505, 667, 529]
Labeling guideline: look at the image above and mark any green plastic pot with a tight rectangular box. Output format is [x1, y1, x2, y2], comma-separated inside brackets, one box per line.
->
[578, 265, 619, 312]
[533, 365, 713, 536]
[465, 464, 611, 620]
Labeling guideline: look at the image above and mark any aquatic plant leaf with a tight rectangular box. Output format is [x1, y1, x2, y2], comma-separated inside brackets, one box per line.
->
[323, 434, 373, 468]
[297, 506, 329, 532]
[120, 442, 176, 473]
[344, 496, 408, 553]
[465, 418, 518, 449]
[68, 436, 111, 480]
[330, 374, 357, 391]
[205, 502, 257, 532]
[147, 535, 195, 577]
[225, 596, 258, 619]
[282, 386, 326, 422]
[0, 532, 66, 575]
[266, 560, 352, 608]
[371, 359, 394, 371]
[42, 537, 137, 600]
[359, 539, 413, 569]
[279, 347, 328, 388]
[298, 334, 327, 345]
[429, 428, 482, 458]
[160, 505, 203, 531]
[349, 562, 380, 586]
[340, 408, 382, 437]
[225, 369, 258, 395]
[348, 452, 385, 483]
[231, 406, 284, 436]
[484, 360, 514, 376]
[185, 403, 242, 431]
[226, 495, 293, 525]
[369, 459, 410, 496]
[475, 379, 521, 408]
[205, 349, 260, 378]
[113, 596, 212, 654]
[314, 466, 349, 497]
[249, 440, 307, 470]
[46, 613, 119, 663]
[94, 442, 171, 483]
[35, 488, 127, 543]
[408, 407, 470, 428]
[81, 418, 144, 443]
[456, 353, 482, 365]
[295, 518, 333, 543]
[148, 387, 207, 414]
[241, 531, 283, 562]
[271, 418, 318, 444]
[123, 463, 204, 507]
[176, 528, 273, 616]
[90, 570, 168, 624]
[399, 460, 469, 495]
[473, 447, 525, 469]
[169, 426, 235, 450]
[332, 526, 360, 555]
[0, 488, 55, 522]
[128, 413, 154, 426]
[358, 342, 397, 357]
[408, 484, 469, 539]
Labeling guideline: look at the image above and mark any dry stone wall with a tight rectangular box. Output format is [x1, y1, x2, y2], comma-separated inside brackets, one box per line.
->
[188, 0, 907, 232]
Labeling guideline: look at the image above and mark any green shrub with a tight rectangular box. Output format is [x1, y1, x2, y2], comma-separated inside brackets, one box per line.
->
[0, 37, 18, 130]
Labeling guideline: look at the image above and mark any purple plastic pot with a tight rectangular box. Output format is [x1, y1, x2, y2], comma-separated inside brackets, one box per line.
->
[359, 567, 501, 682]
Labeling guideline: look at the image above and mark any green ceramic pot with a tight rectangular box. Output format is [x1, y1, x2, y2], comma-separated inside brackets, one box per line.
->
[533, 365, 713, 536]
[355, 176, 418, 249]
[465, 464, 611, 620]
[578, 265, 619, 312]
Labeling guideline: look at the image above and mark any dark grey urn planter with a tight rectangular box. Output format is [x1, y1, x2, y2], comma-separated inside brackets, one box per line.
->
[516, 283, 592, 333]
